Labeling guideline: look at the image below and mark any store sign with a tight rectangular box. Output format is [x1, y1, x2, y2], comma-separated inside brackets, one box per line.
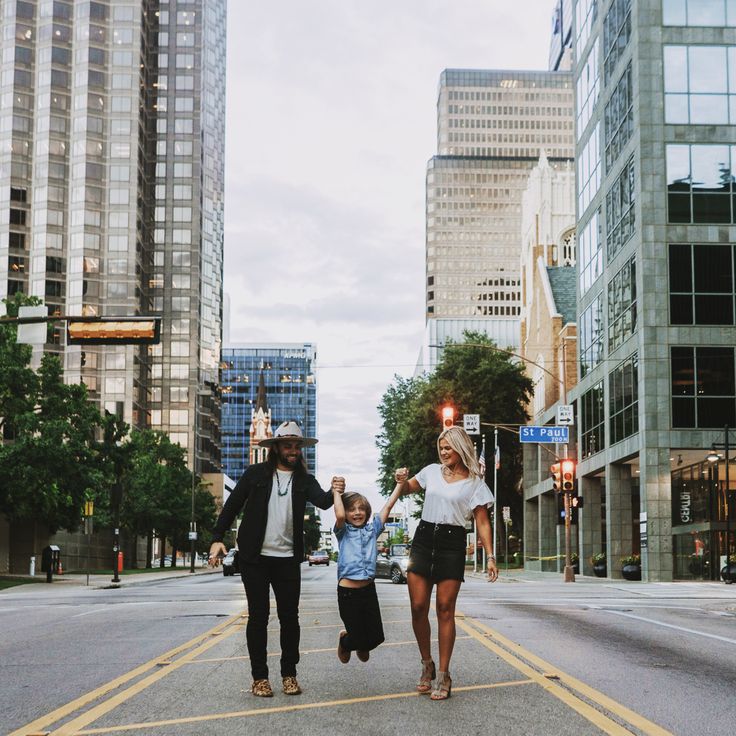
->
[678, 490, 692, 524]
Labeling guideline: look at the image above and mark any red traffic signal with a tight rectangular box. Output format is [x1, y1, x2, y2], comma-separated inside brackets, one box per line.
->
[550, 462, 561, 492]
[561, 459, 576, 493]
[441, 405, 455, 430]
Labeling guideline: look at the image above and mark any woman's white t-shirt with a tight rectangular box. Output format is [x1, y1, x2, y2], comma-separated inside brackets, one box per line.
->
[415, 464, 494, 527]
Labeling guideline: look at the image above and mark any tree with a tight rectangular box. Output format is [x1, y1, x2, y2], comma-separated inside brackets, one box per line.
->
[0, 354, 104, 532]
[303, 510, 322, 553]
[376, 331, 533, 533]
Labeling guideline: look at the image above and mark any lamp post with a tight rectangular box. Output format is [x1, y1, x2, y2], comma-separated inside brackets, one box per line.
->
[707, 425, 733, 583]
[189, 387, 208, 573]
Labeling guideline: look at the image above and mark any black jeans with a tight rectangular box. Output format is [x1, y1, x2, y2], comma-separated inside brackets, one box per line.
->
[241, 556, 301, 680]
[337, 582, 385, 652]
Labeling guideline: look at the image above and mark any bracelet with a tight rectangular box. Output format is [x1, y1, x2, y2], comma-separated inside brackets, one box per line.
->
[488, 555, 496, 562]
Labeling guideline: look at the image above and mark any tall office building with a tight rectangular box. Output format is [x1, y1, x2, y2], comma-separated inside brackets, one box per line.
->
[549, 0, 574, 71]
[0, 1, 226, 475]
[221, 344, 317, 482]
[570, 0, 736, 581]
[419, 69, 574, 370]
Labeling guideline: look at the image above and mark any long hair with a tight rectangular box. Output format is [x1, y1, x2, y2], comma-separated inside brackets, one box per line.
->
[437, 426, 482, 478]
[342, 492, 372, 524]
[266, 445, 308, 474]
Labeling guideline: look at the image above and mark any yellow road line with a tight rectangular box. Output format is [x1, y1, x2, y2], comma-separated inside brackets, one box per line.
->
[74, 681, 534, 734]
[8, 613, 245, 736]
[190, 635, 473, 664]
[48, 624, 243, 736]
[459, 614, 672, 736]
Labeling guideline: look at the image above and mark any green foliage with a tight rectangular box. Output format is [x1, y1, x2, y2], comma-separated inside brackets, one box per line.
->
[303, 512, 321, 552]
[376, 332, 533, 526]
[591, 552, 606, 564]
[621, 554, 641, 566]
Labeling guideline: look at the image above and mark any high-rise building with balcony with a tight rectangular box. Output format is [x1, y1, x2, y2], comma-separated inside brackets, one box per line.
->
[221, 344, 317, 482]
[0, 0, 226, 476]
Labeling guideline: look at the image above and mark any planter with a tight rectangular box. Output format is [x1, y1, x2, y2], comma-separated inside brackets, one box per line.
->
[622, 564, 641, 581]
[593, 562, 607, 577]
[720, 563, 736, 584]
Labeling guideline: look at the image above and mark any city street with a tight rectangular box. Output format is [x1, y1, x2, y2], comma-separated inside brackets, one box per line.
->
[2, 566, 736, 735]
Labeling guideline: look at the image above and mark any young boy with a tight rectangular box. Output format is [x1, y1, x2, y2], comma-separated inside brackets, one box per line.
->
[333, 483, 402, 663]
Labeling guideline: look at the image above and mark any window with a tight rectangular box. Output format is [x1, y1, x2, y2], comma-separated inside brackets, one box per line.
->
[672, 347, 736, 428]
[663, 0, 736, 26]
[669, 243, 735, 324]
[608, 255, 637, 351]
[603, 0, 631, 84]
[606, 156, 636, 260]
[578, 123, 601, 214]
[609, 352, 639, 444]
[580, 295, 603, 377]
[664, 45, 736, 124]
[666, 144, 733, 224]
[577, 40, 599, 140]
[581, 382, 605, 457]
[604, 64, 633, 170]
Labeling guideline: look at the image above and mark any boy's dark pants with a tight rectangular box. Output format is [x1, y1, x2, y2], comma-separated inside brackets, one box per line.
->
[337, 581, 385, 651]
[241, 556, 301, 680]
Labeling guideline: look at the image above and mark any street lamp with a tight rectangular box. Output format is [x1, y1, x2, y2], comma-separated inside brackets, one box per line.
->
[707, 425, 733, 583]
[189, 386, 211, 573]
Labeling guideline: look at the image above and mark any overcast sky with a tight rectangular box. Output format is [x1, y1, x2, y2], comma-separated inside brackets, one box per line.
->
[222, 1, 556, 526]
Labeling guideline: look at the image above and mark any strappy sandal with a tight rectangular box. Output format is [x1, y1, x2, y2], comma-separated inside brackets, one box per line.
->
[417, 658, 436, 693]
[430, 671, 452, 700]
[251, 678, 274, 697]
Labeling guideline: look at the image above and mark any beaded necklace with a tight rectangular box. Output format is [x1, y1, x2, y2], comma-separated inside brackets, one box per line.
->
[275, 470, 294, 497]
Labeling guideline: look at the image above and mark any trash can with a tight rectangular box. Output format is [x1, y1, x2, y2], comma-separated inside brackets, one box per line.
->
[41, 545, 61, 583]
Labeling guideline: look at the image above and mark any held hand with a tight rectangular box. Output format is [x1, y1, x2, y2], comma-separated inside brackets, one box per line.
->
[208, 542, 227, 567]
[486, 557, 499, 583]
[331, 476, 346, 494]
[394, 467, 409, 483]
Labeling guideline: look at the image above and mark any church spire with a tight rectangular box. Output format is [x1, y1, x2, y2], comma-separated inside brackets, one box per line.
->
[255, 370, 268, 412]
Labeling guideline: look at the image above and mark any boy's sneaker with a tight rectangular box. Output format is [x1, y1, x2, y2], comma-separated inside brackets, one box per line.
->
[356, 650, 370, 662]
[337, 631, 351, 663]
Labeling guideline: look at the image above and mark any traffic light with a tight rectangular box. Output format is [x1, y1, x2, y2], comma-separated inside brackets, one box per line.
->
[550, 462, 561, 492]
[561, 459, 575, 493]
[441, 405, 455, 430]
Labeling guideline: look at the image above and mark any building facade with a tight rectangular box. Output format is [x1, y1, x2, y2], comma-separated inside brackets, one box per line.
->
[0, 0, 226, 477]
[572, 0, 736, 581]
[423, 68, 575, 361]
[221, 344, 317, 482]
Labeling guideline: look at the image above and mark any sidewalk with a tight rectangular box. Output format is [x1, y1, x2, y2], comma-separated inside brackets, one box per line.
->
[2, 565, 220, 591]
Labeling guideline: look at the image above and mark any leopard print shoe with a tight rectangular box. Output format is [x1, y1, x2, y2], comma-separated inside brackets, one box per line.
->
[251, 678, 274, 697]
[282, 676, 302, 695]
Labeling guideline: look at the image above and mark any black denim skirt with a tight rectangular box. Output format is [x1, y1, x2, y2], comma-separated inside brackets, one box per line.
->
[408, 520, 466, 582]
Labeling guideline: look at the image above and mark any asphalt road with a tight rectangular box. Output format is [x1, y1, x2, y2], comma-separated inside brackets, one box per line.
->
[1, 566, 735, 735]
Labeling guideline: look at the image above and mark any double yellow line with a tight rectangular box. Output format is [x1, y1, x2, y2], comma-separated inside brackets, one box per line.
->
[456, 611, 672, 736]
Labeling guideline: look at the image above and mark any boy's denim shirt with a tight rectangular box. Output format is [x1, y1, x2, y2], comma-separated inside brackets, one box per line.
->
[334, 517, 384, 581]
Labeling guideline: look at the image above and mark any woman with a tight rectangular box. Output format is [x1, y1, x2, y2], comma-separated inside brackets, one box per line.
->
[394, 425, 498, 700]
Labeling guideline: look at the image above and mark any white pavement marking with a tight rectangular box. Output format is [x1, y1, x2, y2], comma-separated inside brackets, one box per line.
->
[595, 608, 736, 645]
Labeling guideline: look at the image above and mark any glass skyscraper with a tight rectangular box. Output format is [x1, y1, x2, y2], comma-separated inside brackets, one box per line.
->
[0, 0, 226, 475]
[221, 344, 317, 482]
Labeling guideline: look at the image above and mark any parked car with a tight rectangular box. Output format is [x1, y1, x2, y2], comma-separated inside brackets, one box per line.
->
[307, 550, 330, 566]
[222, 548, 239, 576]
[375, 543, 410, 584]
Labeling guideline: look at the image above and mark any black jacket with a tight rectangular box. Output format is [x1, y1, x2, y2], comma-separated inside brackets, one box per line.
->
[212, 461, 334, 563]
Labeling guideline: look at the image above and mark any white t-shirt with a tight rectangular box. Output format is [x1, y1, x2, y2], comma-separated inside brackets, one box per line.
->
[415, 464, 494, 527]
[261, 470, 294, 556]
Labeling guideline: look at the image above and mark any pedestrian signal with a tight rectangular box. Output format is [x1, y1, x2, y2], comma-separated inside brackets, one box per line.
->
[550, 462, 561, 492]
[442, 405, 455, 430]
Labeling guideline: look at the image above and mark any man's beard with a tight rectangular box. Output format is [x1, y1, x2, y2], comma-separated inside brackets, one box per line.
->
[278, 451, 300, 469]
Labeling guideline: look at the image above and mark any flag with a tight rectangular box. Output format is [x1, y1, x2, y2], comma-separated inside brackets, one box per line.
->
[479, 448, 486, 475]
[494, 444, 500, 470]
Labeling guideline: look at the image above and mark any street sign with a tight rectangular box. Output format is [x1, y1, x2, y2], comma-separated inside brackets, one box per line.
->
[463, 414, 480, 435]
[502, 506, 511, 522]
[519, 425, 569, 443]
[188, 531, 198, 541]
[556, 404, 574, 426]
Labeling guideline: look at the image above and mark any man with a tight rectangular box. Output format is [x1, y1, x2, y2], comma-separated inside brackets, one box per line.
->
[209, 421, 345, 698]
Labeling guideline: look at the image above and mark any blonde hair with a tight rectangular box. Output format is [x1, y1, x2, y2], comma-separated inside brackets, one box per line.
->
[437, 426, 483, 478]
[342, 492, 372, 526]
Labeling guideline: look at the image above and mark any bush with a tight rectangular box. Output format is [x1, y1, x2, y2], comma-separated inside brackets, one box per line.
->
[591, 552, 606, 565]
[621, 554, 641, 566]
